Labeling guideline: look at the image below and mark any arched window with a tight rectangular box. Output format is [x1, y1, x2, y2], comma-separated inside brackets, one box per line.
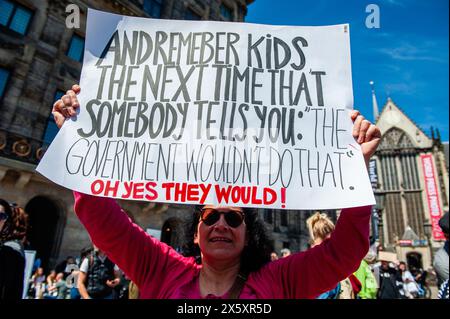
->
[161, 217, 183, 251]
[406, 252, 423, 275]
[379, 128, 414, 150]
[25, 196, 65, 271]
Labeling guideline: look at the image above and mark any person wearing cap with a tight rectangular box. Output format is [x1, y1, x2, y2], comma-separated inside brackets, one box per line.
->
[433, 212, 449, 286]
[374, 253, 404, 299]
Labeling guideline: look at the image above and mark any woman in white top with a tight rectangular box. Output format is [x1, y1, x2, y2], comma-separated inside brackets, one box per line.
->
[399, 261, 419, 299]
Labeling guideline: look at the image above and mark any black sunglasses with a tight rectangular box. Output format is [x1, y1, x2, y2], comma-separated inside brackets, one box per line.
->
[200, 208, 245, 228]
[0, 212, 8, 221]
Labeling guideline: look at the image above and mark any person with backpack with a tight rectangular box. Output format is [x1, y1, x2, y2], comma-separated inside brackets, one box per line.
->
[77, 246, 121, 299]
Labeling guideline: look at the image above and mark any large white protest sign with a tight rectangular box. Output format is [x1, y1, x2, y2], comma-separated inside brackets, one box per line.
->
[37, 9, 375, 209]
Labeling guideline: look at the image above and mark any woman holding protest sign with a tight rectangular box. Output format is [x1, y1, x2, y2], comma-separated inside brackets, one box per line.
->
[53, 84, 381, 299]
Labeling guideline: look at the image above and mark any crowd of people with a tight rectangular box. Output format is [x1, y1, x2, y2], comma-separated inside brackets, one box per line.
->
[267, 211, 449, 300]
[267, 245, 439, 300]
[9, 246, 444, 301]
[26, 247, 138, 300]
[0, 92, 448, 300]
[0, 199, 139, 300]
[1, 192, 448, 300]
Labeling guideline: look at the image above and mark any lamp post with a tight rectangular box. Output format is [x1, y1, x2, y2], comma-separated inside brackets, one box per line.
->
[374, 191, 386, 248]
[377, 214, 383, 248]
[423, 220, 433, 262]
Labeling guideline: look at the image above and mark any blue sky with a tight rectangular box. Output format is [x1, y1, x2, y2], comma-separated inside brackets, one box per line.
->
[246, 0, 449, 141]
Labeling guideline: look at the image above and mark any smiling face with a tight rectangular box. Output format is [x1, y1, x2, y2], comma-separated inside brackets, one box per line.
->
[194, 205, 247, 266]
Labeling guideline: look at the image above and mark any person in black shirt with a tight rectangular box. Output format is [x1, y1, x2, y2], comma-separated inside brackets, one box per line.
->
[377, 260, 404, 299]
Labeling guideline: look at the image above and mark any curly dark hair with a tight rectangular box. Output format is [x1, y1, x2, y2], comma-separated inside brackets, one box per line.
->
[182, 206, 274, 275]
[0, 199, 13, 242]
[0, 199, 29, 243]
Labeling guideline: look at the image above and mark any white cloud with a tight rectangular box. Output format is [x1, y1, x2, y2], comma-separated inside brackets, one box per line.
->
[374, 32, 393, 38]
[384, 75, 426, 95]
[381, 0, 405, 6]
[378, 42, 447, 63]
[384, 83, 416, 95]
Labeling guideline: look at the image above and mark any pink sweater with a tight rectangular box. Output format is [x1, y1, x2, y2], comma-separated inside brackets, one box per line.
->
[74, 192, 371, 299]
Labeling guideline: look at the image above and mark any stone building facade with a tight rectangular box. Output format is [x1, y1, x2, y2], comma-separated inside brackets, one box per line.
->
[373, 98, 449, 270]
[2, 0, 322, 271]
[260, 208, 337, 253]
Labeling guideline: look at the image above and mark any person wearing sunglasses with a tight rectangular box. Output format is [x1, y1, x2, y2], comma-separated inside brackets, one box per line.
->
[55, 85, 381, 298]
